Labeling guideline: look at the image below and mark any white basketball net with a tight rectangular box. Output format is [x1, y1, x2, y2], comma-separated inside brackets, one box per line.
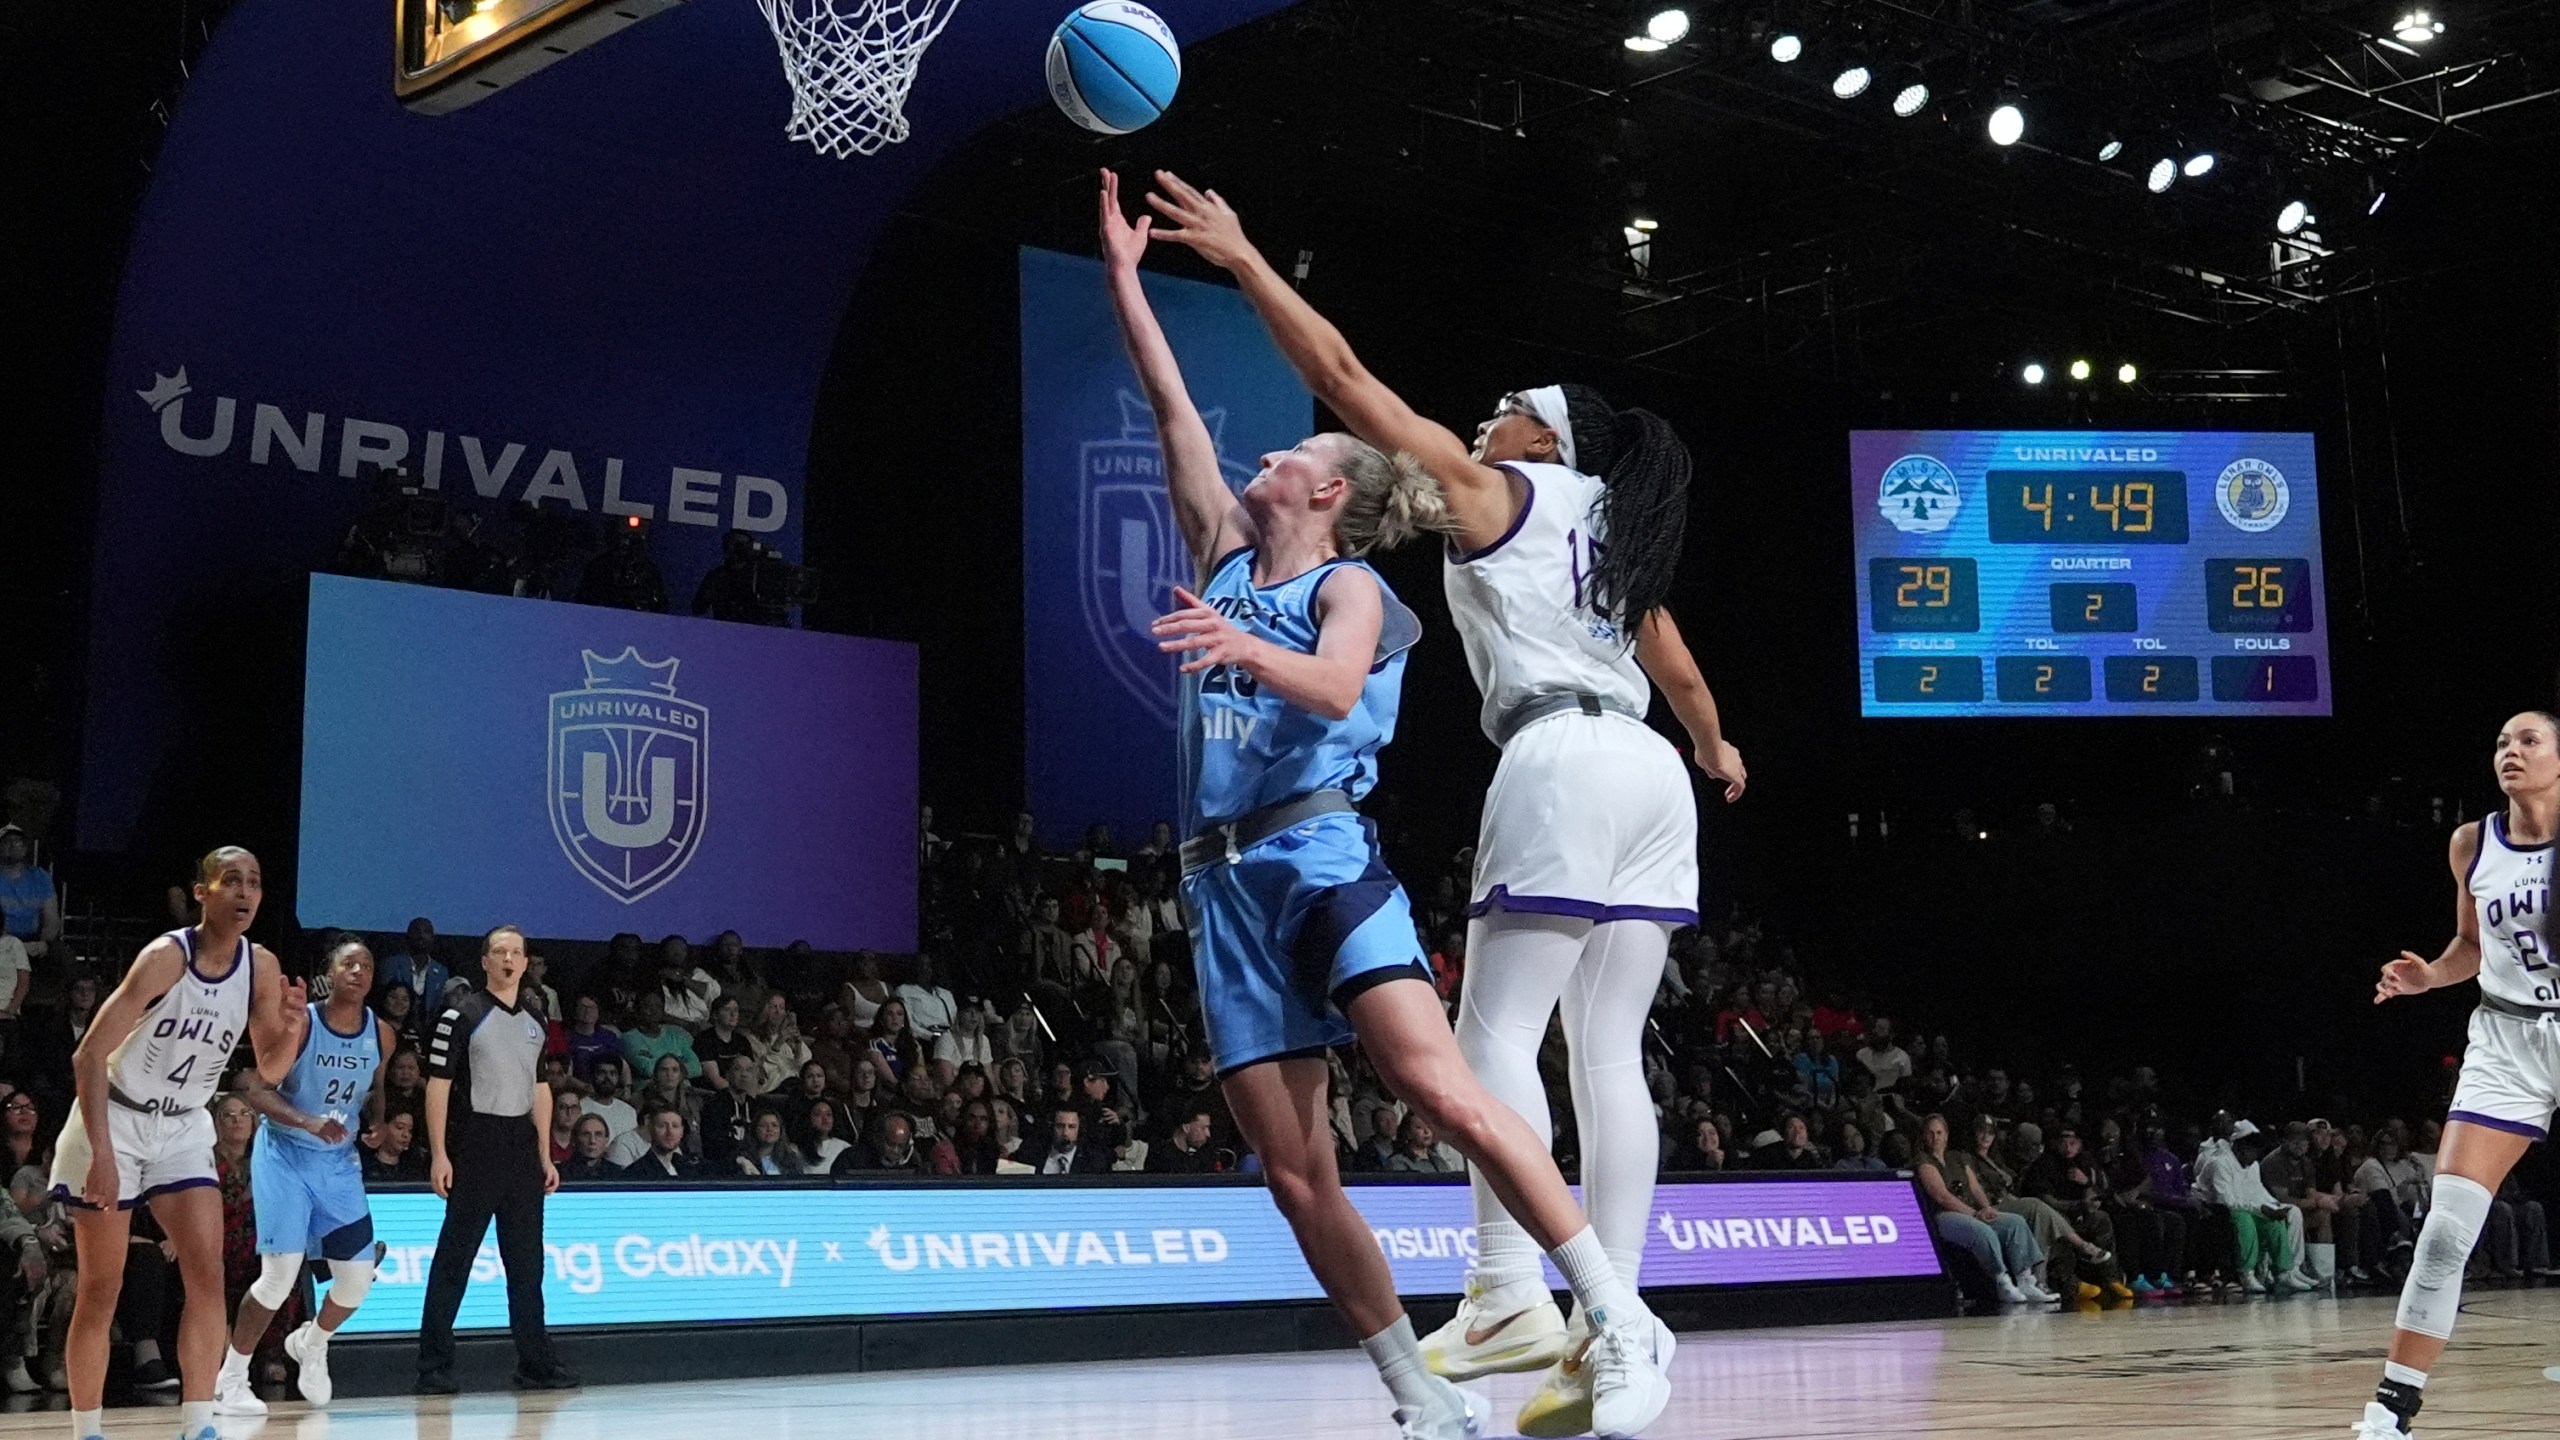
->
[753, 0, 965, 158]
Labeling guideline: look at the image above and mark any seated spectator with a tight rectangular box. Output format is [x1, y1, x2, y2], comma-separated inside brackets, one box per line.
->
[2351, 1129, 2423, 1279]
[360, 1113, 427, 1182]
[1161, 1049, 1231, 1151]
[619, 1054, 703, 1164]
[897, 956, 959, 1037]
[2195, 1128, 2309, 1294]
[989, 1098, 1024, 1162]
[995, 999, 1045, 1075]
[1075, 1060, 1134, 1149]
[933, 999, 996, 1079]
[807, 1004, 859, 1096]
[733, 1106, 808, 1177]
[620, 1107, 703, 1180]
[379, 1047, 428, 1131]
[695, 995, 754, 1089]
[841, 950, 893, 1031]
[843, 1056, 885, 1125]
[992, 1056, 1035, 1117]
[1758, 1113, 1827, 1171]
[932, 1100, 1003, 1176]
[372, 983, 423, 1050]
[1914, 1114, 2052, 1305]
[621, 990, 702, 1081]
[545, 1083, 586, 1164]
[651, 934, 717, 1029]
[1855, 1017, 1913, 1092]
[794, 1100, 854, 1172]
[558, 1115, 617, 1181]
[1793, 1031, 1842, 1110]
[1978, 1121, 2117, 1296]
[1832, 1122, 1883, 1172]
[2260, 1121, 2343, 1284]
[2482, 1172, 2553, 1281]
[895, 1066, 946, 1139]
[377, 917, 448, 1015]
[865, 999, 925, 1082]
[748, 992, 815, 1094]
[585, 1057, 640, 1144]
[1146, 1105, 1221, 1175]
[705, 930, 769, 1026]
[1385, 1113, 1460, 1174]
[2096, 1117, 2188, 1296]
[701, 1054, 760, 1171]
[840, 1111, 927, 1175]
[1017, 1104, 1110, 1175]
[562, 993, 623, 1080]
[1349, 1107, 1401, 1173]
[1670, 1116, 1726, 1172]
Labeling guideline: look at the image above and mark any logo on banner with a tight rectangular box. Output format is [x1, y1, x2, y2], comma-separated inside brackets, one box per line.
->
[1079, 392, 1256, 727]
[548, 648, 708, 903]
[2215, 457, 2290, 532]
[1877, 454, 1960, 534]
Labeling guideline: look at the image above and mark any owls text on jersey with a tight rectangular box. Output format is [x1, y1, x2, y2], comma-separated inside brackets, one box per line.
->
[1443, 462, 1652, 746]
[1179, 547, 1422, 835]
[106, 927, 250, 1113]
[2471, 811, 2556, 1007]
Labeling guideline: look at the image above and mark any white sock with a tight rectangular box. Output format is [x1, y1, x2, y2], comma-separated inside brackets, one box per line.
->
[1549, 1226, 1638, 1321]
[1360, 1315, 1439, 1413]
[184, 1400, 214, 1435]
[219, 1346, 250, 1377]
[2382, 1361, 2428, 1388]
[1470, 1218, 1546, 1310]
[73, 1408, 102, 1440]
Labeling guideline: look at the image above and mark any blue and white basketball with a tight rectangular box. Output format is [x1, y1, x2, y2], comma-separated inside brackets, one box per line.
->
[1046, 2, 1181, 135]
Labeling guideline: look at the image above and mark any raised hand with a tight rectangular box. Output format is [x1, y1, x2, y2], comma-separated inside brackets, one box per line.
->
[1151, 587, 1260, 675]
[1145, 170, 1256, 271]
[1098, 169, 1154, 272]
[280, 974, 310, 1013]
[2374, 952, 2432, 1004]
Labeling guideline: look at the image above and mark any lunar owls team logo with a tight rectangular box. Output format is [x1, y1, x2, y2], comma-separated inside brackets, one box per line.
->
[1080, 391, 1257, 726]
[548, 647, 708, 904]
[2215, 457, 2290, 532]
[1877, 454, 1961, 534]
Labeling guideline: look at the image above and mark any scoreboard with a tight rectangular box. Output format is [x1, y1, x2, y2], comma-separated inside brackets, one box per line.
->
[1851, 430, 2329, 718]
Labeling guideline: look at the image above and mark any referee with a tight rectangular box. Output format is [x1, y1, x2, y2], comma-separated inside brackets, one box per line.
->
[416, 924, 578, 1393]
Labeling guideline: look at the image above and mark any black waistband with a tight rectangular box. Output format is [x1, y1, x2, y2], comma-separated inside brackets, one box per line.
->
[1181, 790, 1356, 873]
[2478, 992, 2560, 1022]
[107, 1085, 188, 1116]
[1493, 691, 1642, 748]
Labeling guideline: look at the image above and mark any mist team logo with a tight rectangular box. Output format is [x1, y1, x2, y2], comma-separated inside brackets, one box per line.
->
[549, 647, 707, 904]
[2215, 457, 2290, 532]
[1877, 454, 1961, 534]
[1079, 391, 1256, 727]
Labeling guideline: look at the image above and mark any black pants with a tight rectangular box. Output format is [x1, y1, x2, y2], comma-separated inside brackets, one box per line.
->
[417, 1114, 556, 1377]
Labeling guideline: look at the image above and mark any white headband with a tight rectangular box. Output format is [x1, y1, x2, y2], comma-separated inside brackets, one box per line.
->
[1518, 385, 1577, 471]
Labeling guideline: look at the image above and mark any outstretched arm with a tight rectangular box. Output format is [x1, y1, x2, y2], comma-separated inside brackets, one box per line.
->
[2376, 824, 2485, 1002]
[1634, 609, 1745, 801]
[1144, 171, 1517, 552]
[1100, 170, 1251, 575]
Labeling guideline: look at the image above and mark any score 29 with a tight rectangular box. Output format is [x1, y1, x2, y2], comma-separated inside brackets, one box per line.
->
[1867, 556, 1981, 632]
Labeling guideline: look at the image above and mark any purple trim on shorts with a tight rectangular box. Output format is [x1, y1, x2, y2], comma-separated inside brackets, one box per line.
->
[1449, 467, 1537, 564]
[53, 1175, 219, 1212]
[1466, 885, 1697, 927]
[2446, 1109, 2548, 1140]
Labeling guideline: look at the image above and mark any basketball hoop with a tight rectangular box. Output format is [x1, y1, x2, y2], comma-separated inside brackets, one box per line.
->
[753, 0, 964, 157]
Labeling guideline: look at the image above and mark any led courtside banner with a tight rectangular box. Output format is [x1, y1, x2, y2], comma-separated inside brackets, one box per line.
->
[1851, 431, 2329, 718]
[298, 575, 917, 948]
[341, 1176, 1942, 1334]
[1020, 247, 1313, 851]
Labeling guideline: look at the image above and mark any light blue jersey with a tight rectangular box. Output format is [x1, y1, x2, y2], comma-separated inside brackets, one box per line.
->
[1179, 547, 1422, 835]
[271, 1003, 381, 1153]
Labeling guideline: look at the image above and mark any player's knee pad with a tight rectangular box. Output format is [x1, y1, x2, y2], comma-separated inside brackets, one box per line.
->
[323, 1258, 374, 1310]
[247, 1252, 300, 1309]
[2395, 1173, 2492, 1339]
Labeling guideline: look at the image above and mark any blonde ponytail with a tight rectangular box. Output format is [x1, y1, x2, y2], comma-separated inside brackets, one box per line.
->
[1328, 435, 1457, 557]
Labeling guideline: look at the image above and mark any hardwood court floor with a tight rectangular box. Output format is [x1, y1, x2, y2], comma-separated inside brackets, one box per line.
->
[4, 1290, 2552, 1439]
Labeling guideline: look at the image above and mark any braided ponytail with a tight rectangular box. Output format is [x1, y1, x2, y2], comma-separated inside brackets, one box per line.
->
[1330, 434, 1458, 557]
[1556, 384, 1691, 628]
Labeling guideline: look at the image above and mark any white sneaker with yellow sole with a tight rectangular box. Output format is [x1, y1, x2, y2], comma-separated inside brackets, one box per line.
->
[1419, 1277, 1570, 1380]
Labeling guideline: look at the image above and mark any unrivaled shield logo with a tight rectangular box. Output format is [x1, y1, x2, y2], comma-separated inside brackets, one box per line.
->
[548, 647, 708, 904]
[1078, 392, 1256, 727]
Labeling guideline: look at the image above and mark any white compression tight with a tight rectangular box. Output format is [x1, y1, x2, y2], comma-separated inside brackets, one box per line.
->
[1455, 911, 1674, 1307]
[245, 1253, 374, 1317]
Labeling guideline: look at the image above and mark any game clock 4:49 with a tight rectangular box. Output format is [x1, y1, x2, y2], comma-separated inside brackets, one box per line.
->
[1986, 471, 2191, 545]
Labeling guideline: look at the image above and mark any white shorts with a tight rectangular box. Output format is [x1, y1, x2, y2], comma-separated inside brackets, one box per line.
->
[49, 1099, 217, 1210]
[2446, 1006, 2560, 1141]
[1469, 709, 1698, 926]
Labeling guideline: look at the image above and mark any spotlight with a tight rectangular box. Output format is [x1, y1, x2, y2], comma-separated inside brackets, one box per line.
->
[2182, 153, 2216, 178]
[2097, 137, 2124, 162]
[1769, 33, 1802, 62]
[2068, 359, 2092, 382]
[2117, 362, 2138, 385]
[1832, 65, 1872, 99]
[2393, 9, 2443, 43]
[1631, 216, 1660, 232]
[1987, 104, 2025, 146]
[2276, 200, 2311, 235]
[2146, 158, 2177, 193]
[1893, 82, 1930, 118]
[2021, 362, 2047, 386]
[1645, 8, 1690, 44]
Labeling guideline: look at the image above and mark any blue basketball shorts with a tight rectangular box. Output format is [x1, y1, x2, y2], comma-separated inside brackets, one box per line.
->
[1181, 809, 1431, 1074]
[251, 1126, 374, 1260]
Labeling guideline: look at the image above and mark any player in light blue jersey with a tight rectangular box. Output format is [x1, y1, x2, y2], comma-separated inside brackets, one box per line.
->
[213, 936, 394, 1415]
[1105, 171, 1678, 1440]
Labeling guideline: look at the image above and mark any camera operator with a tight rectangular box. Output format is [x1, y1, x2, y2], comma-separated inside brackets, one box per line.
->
[692, 530, 814, 627]
[576, 517, 669, 613]
[337, 468, 455, 584]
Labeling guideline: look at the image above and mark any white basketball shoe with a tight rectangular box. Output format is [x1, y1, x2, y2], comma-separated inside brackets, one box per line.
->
[1419, 1277, 1571, 1380]
[285, 1321, 335, 1405]
[1584, 1301, 1676, 1439]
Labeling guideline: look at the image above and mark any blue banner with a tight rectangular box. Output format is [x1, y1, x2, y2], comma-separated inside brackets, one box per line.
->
[1019, 248, 1312, 850]
[341, 1176, 1939, 1334]
[298, 576, 917, 948]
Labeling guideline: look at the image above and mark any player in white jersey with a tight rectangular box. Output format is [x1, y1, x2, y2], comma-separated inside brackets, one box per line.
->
[2354, 710, 2559, 1440]
[1148, 172, 1741, 1439]
[51, 847, 297, 1440]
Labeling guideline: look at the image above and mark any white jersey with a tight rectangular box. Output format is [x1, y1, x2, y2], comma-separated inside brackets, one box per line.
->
[106, 928, 251, 1112]
[2472, 812, 2556, 1008]
[1443, 462, 1651, 745]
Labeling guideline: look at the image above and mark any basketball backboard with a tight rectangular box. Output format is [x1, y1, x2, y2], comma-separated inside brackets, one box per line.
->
[395, 0, 690, 113]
